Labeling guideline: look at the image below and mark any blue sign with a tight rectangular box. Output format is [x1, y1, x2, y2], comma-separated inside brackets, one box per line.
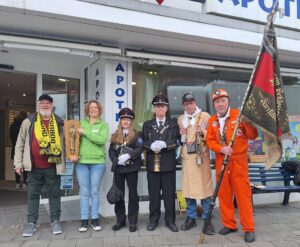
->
[115, 63, 126, 122]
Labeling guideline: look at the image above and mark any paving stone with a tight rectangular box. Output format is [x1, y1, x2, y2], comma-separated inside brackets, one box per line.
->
[271, 240, 300, 247]
[20, 240, 49, 247]
[76, 238, 103, 247]
[0, 242, 23, 247]
[153, 235, 182, 245]
[247, 241, 276, 247]
[48, 239, 77, 247]
[128, 236, 156, 246]
[103, 236, 129, 247]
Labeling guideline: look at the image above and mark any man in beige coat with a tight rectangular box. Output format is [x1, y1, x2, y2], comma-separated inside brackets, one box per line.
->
[178, 92, 214, 234]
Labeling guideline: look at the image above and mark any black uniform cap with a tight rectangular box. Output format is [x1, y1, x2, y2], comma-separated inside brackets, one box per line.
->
[38, 94, 53, 103]
[152, 94, 169, 106]
[119, 107, 135, 119]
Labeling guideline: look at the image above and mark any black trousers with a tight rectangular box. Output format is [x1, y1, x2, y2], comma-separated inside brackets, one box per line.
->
[15, 170, 28, 184]
[147, 170, 176, 225]
[114, 171, 139, 225]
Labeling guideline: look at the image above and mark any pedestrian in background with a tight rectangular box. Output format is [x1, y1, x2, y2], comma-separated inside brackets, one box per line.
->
[10, 111, 28, 190]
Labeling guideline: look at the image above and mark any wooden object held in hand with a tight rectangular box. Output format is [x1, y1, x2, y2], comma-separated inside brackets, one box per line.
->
[64, 120, 80, 161]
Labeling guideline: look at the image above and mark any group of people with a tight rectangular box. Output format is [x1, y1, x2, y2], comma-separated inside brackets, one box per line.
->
[13, 88, 257, 243]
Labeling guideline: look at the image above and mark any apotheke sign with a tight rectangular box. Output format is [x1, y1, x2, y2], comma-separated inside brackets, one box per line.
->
[205, 0, 300, 30]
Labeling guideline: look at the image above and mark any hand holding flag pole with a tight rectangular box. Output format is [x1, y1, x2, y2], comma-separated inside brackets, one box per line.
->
[199, 0, 289, 244]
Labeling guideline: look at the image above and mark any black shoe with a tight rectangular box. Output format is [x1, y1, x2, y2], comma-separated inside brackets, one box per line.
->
[205, 222, 215, 235]
[129, 224, 137, 232]
[180, 217, 197, 231]
[91, 219, 102, 231]
[147, 222, 157, 231]
[245, 232, 255, 243]
[79, 220, 88, 232]
[218, 227, 238, 235]
[166, 222, 178, 232]
[112, 222, 126, 231]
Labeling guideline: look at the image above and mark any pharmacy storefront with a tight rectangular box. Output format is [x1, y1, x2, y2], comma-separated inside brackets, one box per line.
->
[0, 0, 300, 215]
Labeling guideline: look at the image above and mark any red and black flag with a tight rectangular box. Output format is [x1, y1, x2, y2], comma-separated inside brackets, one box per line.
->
[242, 16, 290, 169]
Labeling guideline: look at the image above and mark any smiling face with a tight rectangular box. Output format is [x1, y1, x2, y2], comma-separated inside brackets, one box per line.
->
[121, 117, 131, 129]
[213, 96, 229, 117]
[38, 100, 53, 118]
[154, 104, 168, 118]
[88, 102, 100, 118]
[183, 100, 196, 115]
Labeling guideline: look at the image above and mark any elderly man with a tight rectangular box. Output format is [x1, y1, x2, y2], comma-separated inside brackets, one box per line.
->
[206, 89, 257, 243]
[14, 94, 65, 237]
[178, 92, 214, 234]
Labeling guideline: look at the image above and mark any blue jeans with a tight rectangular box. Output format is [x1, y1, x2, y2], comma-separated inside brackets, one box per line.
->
[186, 197, 212, 220]
[75, 164, 106, 220]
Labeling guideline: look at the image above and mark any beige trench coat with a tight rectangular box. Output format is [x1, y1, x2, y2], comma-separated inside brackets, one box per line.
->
[178, 111, 213, 199]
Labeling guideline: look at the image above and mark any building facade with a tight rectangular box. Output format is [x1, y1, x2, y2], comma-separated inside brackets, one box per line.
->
[0, 0, 300, 216]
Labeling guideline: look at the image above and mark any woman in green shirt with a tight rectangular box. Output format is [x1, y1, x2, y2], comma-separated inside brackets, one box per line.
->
[75, 100, 109, 232]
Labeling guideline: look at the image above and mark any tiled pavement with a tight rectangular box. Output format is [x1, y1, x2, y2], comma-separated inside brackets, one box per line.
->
[0, 201, 300, 246]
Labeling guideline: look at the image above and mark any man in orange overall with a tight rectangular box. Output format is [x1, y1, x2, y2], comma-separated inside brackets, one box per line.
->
[206, 89, 257, 243]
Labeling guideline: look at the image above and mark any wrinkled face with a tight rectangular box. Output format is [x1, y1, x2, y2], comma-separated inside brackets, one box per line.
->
[213, 96, 229, 117]
[89, 102, 100, 118]
[121, 118, 131, 129]
[154, 104, 168, 118]
[38, 100, 53, 118]
[183, 100, 196, 115]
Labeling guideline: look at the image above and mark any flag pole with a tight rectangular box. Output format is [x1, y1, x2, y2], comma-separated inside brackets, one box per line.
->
[199, 0, 279, 244]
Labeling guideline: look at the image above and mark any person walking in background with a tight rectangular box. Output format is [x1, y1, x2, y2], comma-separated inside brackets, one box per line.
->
[109, 108, 143, 232]
[74, 100, 109, 232]
[206, 89, 258, 243]
[10, 111, 28, 190]
[14, 94, 65, 237]
[142, 94, 180, 232]
[178, 92, 214, 234]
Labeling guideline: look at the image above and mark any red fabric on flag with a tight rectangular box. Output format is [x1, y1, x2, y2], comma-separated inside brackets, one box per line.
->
[156, 0, 165, 4]
[253, 52, 275, 96]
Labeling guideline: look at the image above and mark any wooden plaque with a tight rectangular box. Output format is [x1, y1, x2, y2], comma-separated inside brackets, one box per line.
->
[64, 120, 80, 161]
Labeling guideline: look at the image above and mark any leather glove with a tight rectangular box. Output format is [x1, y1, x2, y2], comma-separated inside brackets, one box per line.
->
[118, 154, 131, 165]
[150, 142, 160, 152]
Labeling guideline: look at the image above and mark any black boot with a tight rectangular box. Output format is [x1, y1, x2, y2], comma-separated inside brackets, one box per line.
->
[180, 217, 197, 231]
[245, 232, 255, 243]
[112, 221, 126, 231]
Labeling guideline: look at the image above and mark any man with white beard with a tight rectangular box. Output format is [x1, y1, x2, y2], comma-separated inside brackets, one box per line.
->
[14, 94, 65, 237]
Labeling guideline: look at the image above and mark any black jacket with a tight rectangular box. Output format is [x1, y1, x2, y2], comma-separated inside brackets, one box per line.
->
[142, 118, 180, 172]
[109, 132, 143, 174]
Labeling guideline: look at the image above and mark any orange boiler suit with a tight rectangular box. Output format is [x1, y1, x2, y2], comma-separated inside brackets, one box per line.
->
[206, 108, 258, 232]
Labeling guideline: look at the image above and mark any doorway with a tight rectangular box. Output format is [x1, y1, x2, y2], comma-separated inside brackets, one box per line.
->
[0, 70, 36, 192]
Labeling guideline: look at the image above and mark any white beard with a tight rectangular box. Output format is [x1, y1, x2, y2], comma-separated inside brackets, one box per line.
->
[40, 109, 52, 118]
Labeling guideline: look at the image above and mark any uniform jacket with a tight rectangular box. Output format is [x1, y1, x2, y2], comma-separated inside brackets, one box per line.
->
[142, 118, 180, 172]
[79, 118, 109, 164]
[109, 132, 143, 173]
[14, 113, 65, 175]
[178, 111, 213, 199]
[206, 108, 258, 163]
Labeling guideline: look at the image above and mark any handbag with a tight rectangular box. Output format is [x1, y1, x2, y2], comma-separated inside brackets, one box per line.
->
[186, 143, 197, 154]
[106, 175, 124, 204]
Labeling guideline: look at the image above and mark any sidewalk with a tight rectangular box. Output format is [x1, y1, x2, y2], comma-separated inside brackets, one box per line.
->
[1, 200, 300, 246]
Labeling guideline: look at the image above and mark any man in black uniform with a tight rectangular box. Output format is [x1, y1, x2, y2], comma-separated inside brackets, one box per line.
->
[142, 94, 180, 232]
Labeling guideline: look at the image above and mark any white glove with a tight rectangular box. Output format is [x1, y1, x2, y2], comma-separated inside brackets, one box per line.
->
[118, 154, 131, 165]
[156, 141, 167, 150]
[150, 142, 160, 152]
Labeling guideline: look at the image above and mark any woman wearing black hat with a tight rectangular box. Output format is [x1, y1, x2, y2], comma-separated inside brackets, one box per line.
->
[108, 107, 143, 232]
[142, 94, 180, 232]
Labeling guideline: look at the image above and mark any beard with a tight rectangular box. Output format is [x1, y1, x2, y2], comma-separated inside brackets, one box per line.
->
[40, 109, 52, 118]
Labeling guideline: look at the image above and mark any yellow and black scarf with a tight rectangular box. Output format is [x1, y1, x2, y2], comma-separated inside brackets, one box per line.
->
[34, 113, 62, 163]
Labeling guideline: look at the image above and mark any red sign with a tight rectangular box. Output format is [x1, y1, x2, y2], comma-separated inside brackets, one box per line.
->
[156, 0, 164, 4]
